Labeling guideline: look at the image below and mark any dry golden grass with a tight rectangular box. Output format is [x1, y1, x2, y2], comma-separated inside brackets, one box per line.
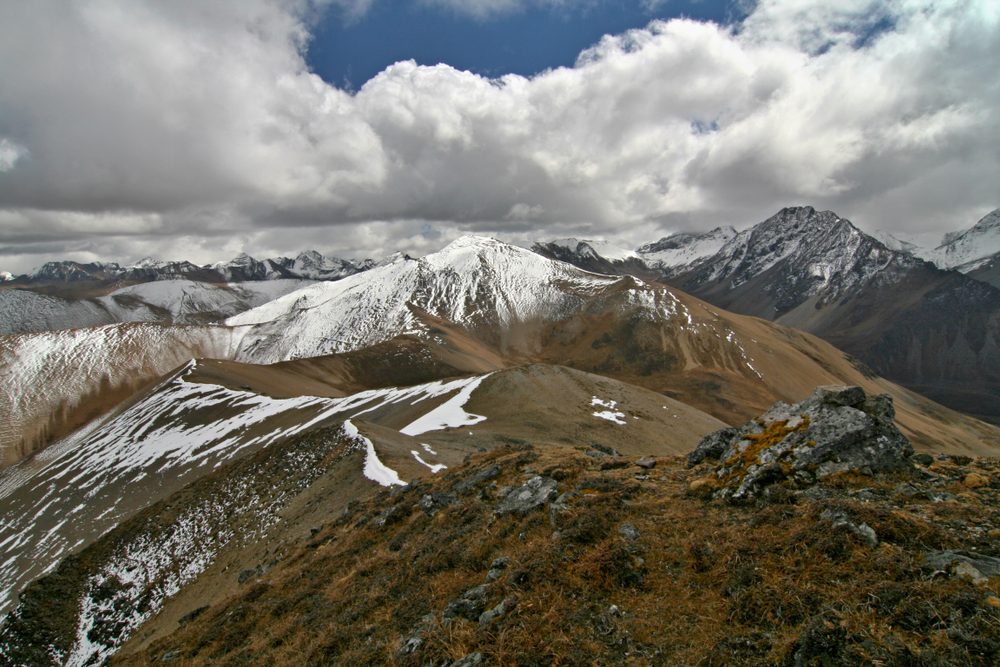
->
[116, 447, 1000, 666]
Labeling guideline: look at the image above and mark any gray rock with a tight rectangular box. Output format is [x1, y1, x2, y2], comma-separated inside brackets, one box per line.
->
[495, 476, 558, 516]
[911, 452, 934, 466]
[443, 585, 490, 621]
[418, 493, 456, 516]
[479, 596, 516, 625]
[237, 568, 256, 584]
[635, 456, 657, 469]
[455, 465, 501, 494]
[398, 635, 422, 656]
[687, 427, 740, 466]
[397, 613, 436, 657]
[449, 653, 484, 667]
[485, 556, 510, 582]
[820, 509, 879, 548]
[618, 523, 640, 541]
[687, 386, 913, 501]
[923, 550, 1000, 580]
[161, 650, 180, 663]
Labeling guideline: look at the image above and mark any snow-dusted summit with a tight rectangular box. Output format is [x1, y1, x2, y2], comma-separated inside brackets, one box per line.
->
[636, 226, 737, 277]
[924, 209, 1000, 273]
[229, 236, 625, 363]
[545, 239, 638, 262]
[678, 206, 920, 312]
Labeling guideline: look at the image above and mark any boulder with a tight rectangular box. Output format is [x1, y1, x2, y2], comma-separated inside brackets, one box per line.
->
[687, 386, 913, 502]
[443, 585, 489, 621]
[495, 476, 558, 516]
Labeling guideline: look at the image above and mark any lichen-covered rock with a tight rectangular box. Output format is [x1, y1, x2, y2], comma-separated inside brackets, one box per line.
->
[495, 476, 558, 516]
[687, 386, 914, 502]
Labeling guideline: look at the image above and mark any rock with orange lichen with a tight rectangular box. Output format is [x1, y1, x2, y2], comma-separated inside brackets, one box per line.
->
[688, 385, 914, 502]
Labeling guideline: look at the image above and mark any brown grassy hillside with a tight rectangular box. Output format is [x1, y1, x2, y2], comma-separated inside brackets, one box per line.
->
[118, 445, 1000, 666]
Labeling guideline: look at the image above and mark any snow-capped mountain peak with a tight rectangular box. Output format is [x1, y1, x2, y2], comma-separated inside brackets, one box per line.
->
[636, 226, 737, 277]
[227, 235, 623, 363]
[546, 238, 638, 262]
[928, 208, 1000, 272]
[679, 206, 921, 313]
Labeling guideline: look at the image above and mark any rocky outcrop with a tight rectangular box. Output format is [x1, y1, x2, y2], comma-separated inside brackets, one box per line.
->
[688, 386, 914, 502]
[495, 476, 558, 516]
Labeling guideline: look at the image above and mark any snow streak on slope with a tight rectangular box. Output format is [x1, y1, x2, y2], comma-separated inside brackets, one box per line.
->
[227, 236, 620, 363]
[98, 279, 312, 324]
[0, 290, 117, 335]
[344, 419, 405, 487]
[55, 423, 360, 667]
[0, 369, 492, 618]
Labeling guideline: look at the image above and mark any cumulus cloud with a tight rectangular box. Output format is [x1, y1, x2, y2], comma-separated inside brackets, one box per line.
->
[0, 0, 997, 272]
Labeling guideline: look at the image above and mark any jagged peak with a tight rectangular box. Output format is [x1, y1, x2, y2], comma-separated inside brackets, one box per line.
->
[969, 208, 1000, 232]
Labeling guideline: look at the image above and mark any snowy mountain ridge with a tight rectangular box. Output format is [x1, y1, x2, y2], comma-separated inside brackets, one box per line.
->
[546, 238, 638, 262]
[15, 249, 371, 285]
[635, 226, 738, 277]
[923, 208, 1000, 272]
[227, 236, 627, 363]
[0, 279, 312, 335]
[679, 207, 921, 309]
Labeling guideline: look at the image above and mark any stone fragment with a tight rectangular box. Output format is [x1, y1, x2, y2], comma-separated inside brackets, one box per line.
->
[635, 456, 657, 469]
[495, 476, 558, 516]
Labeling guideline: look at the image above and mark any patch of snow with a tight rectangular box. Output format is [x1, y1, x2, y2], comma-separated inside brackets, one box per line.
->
[399, 374, 491, 436]
[591, 396, 627, 425]
[0, 369, 492, 618]
[343, 420, 405, 487]
[411, 451, 447, 473]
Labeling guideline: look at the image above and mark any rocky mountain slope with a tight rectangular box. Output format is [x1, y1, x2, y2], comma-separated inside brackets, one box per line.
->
[530, 239, 654, 278]
[8, 235, 999, 477]
[0, 324, 242, 468]
[669, 207, 1000, 425]
[4, 387, 997, 665]
[0, 360, 724, 651]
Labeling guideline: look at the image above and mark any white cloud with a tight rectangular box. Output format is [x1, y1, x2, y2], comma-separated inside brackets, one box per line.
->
[0, 0, 997, 273]
[0, 139, 27, 172]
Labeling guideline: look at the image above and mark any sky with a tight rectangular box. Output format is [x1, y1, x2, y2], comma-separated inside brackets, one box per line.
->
[0, 0, 998, 272]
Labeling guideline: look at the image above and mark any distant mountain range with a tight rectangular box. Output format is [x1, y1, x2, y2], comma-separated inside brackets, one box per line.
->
[534, 207, 1000, 424]
[6, 249, 374, 287]
[4, 207, 999, 423]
